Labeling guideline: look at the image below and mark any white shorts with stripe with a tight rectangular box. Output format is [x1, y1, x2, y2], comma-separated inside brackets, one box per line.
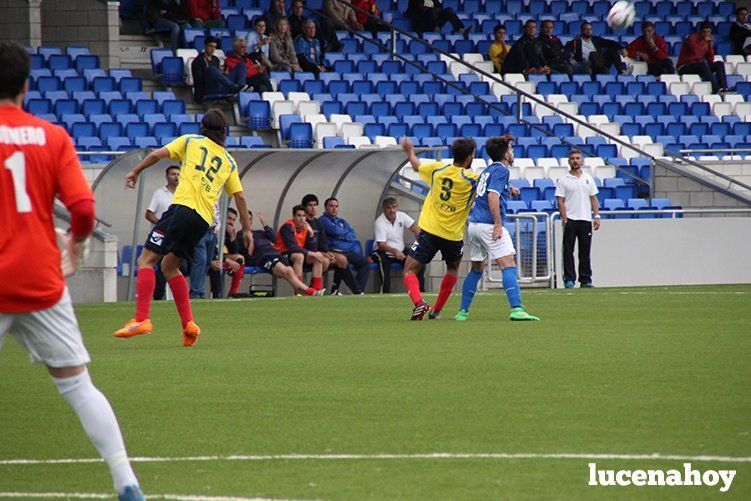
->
[468, 222, 516, 262]
[0, 288, 91, 368]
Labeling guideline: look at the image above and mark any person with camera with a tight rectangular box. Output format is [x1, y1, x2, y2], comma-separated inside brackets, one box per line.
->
[224, 36, 273, 93]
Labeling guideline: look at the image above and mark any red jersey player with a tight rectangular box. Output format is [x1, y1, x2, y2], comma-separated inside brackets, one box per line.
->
[0, 43, 143, 500]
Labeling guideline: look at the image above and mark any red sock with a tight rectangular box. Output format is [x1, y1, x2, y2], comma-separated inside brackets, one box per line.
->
[135, 268, 156, 321]
[305, 287, 315, 296]
[432, 273, 457, 313]
[311, 276, 323, 290]
[168, 275, 194, 328]
[403, 273, 423, 305]
[297, 275, 303, 283]
[229, 265, 244, 294]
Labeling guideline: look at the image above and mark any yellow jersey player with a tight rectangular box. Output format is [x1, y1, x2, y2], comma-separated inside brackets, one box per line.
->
[114, 109, 253, 346]
[401, 137, 479, 320]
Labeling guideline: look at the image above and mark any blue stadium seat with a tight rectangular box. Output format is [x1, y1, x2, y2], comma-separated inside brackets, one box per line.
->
[240, 135, 265, 148]
[289, 122, 313, 148]
[159, 57, 185, 86]
[246, 100, 271, 129]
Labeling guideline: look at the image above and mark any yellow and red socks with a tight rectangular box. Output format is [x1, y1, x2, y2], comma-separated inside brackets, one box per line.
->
[403, 273, 423, 305]
[311, 276, 323, 290]
[167, 275, 193, 328]
[135, 268, 155, 322]
[432, 273, 457, 314]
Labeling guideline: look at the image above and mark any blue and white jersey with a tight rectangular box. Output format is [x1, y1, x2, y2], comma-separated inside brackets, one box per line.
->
[469, 162, 511, 224]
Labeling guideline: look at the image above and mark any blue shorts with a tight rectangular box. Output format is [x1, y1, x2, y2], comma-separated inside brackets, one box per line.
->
[144, 204, 209, 260]
[408, 230, 464, 264]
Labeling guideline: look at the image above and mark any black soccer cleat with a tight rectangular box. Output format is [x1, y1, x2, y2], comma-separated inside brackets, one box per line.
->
[411, 300, 431, 321]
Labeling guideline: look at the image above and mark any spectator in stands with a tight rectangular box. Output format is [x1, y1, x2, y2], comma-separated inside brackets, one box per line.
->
[225, 36, 273, 93]
[555, 149, 600, 289]
[488, 24, 510, 74]
[239, 210, 325, 296]
[371, 197, 423, 294]
[302, 194, 361, 295]
[538, 20, 587, 76]
[247, 18, 275, 72]
[407, 0, 473, 37]
[190, 36, 245, 104]
[185, 0, 224, 29]
[295, 20, 330, 77]
[269, 18, 303, 73]
[352, 0, 389, 35]
[146, 0, 188, 53]
[146, 166, 180, 300]
[566, 21, 627, 75]
[209, 208, 246, 298]
[730, 7, 751, 55]
[623, 21, 675, 76]
[275, 205, 328, 292]
[324, 0, 363, 32]
[262, 0, 286, 36]
[289, 0, 342, 52]
[677, 22, 728, 94]
[502, 20, 550, 75]
[321, 197, 370, 294]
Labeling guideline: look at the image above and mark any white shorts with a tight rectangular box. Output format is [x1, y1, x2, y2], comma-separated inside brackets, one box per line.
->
[0, 288, 91, 368]
[468, 222, 516, 262]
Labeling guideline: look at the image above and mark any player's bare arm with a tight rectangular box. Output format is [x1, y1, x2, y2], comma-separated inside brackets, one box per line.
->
[401, 137, 421, 172]
[125, 147, 171, 189]
[233, 191, 254, 255]
[488, 191, 504, 240]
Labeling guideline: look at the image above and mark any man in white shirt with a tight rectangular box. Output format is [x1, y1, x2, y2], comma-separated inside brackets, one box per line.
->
[554, 149, 601, 288]
[371, 197, 422, 293]
[145, 165, 179, 300]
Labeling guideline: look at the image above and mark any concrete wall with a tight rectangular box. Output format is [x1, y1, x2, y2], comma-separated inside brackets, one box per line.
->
[41, 0, 120, 67]
[653, 161, 751, 210]
[0, 0, 34, 44]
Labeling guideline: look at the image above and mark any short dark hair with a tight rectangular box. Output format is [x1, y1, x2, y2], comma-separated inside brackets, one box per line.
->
[324, 197, 338, 206]
[451, 138, 477, 165]
[165, 165, 180, 174]
[699, 21, 713, 31]
[542, 19, 554, 28]
[737, 7, 748, 14]
[493, 24, 506, 35]
[382, 197, 397, 208]
[581, 21, 592, 29]
[204, 35, 219, 46]
[641, 21, 655, 31]
[568, 148, 583, 157]
[248, 210, 253, 218]
[524, 20, 536, 27]
[292, 204, 306, 215]
[253, 16, 265, 26]
[486, 136, 512, 162]
[200, 108, 227, 146]
[302, 194, 319, 206]
[227, 207, 238, 217]
[0, 42, 31, 100]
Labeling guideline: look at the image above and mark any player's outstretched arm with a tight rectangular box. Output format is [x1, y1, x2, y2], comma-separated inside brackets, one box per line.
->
[234, 191, 254, 255]
[401, 137, 421, 172]
[125, 147, 171, 189]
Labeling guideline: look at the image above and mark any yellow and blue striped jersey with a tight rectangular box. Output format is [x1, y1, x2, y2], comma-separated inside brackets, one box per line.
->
[165, 134, 243, 225]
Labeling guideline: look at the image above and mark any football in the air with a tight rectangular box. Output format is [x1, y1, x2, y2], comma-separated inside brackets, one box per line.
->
[607, 1, 636, 30]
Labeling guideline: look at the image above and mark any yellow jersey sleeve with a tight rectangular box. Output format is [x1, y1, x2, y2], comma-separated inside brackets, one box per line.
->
[418, 161, 449, 185]
[224, 164, 243, 196]
[165, 135, 190, 163]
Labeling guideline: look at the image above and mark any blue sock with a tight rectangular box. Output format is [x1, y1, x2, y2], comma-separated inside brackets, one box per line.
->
[460, 269, 482, 312]
[502, 267, 522, 309]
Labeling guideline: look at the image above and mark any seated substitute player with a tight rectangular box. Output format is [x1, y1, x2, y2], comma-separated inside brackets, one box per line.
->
[455, 135, 540, 322]
[237, 210, 325, 296]
[114, 109, 253, 346]
[401, 137, 479, 320]
[209, 207, 246, 298]
[0, 41, 143, 500]
[275, 204, 327, 292]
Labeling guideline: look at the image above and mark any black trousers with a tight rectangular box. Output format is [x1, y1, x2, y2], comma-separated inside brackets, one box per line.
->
[562, 220, 593, 285]
[246, 73, 273, 94]
[412, 7, 463, 34]
[647, 59, 675, 77]
[331, 263, 362, 294]
[371, 248, 424, 293]
[335, 251, 370, 293]
[590, 47, 626, 74]
[678, 61, 727, 93]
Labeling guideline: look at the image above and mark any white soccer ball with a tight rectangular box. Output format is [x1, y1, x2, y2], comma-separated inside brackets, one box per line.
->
[607, 1, 636, 30]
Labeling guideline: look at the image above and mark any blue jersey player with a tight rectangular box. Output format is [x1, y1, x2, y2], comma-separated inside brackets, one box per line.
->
[455, 135, 539, 322]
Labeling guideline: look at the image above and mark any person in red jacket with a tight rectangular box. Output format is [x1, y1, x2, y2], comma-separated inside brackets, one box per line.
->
[677, 22, 728, 94]
[275, 205, 328, 291]
[224, 36, 273, 93]
[623, 21, 675, 76]
[185, 0, 224, 29]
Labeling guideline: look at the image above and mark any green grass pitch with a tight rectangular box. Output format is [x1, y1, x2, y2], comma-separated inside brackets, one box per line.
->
[1, 285, 750, 499]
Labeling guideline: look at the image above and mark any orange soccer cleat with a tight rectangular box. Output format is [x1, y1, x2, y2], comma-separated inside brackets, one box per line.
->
[182, 321, 201, 347]
[114, 319, 153, 339]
